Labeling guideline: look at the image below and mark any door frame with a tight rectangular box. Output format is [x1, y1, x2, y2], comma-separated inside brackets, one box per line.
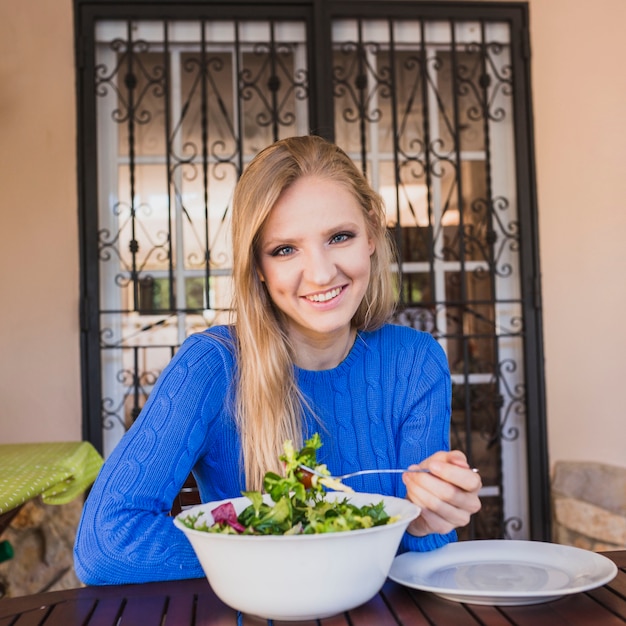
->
[74, 0, 549, 541]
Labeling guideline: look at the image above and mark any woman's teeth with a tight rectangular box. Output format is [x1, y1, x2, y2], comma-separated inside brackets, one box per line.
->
[307, 287, 342, 302]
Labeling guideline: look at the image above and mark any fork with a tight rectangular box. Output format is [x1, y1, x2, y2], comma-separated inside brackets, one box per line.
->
[298, 464, 479, 482]
[298, 464, 432, 482]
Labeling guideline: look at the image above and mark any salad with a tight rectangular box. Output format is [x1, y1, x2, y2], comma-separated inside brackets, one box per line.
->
[179, 434, 398, 535]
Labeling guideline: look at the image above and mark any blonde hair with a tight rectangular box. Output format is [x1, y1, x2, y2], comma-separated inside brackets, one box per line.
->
[231, 135, 397, 490]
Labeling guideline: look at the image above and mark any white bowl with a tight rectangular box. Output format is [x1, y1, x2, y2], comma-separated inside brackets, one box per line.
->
[174, 491, 420, 621]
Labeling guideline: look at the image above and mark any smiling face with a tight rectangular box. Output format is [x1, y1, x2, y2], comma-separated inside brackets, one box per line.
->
[257, 176, 375, 354]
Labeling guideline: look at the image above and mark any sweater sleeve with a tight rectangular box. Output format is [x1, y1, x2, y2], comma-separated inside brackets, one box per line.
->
[73, 333, 231, 585]
[396, 332, 457, 553]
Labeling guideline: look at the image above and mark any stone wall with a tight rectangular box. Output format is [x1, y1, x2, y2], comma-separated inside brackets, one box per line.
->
[552, 461, 626, 551]
[0, 498, 84, 598]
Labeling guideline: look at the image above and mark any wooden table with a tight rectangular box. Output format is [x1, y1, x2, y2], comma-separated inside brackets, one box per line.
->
[0, 550, 623, 625]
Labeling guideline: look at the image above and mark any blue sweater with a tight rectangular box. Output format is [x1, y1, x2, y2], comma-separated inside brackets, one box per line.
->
[74, 323, 455, 585]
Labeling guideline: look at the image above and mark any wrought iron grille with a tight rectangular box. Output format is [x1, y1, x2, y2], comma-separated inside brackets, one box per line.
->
[75, 1, 549, 542]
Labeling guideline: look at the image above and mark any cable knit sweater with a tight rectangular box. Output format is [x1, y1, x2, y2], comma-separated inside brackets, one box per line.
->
[74, 323, 455, 585]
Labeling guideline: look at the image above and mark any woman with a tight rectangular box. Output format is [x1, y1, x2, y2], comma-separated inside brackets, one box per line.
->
[74, 135, 481, 585]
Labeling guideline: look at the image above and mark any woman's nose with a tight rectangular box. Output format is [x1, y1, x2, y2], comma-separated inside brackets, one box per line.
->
[303, 247, 335, 285]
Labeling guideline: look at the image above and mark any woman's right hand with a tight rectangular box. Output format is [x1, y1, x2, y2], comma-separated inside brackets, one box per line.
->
[402, 450, 482, 537]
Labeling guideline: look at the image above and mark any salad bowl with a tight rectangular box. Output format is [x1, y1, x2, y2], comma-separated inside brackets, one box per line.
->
[175, 491, 420, 621]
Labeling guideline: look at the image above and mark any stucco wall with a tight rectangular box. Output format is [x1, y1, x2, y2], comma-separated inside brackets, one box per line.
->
[0, 0, 624, 471]
[528, 0, 626, 468]
[0, 0, 81, 442]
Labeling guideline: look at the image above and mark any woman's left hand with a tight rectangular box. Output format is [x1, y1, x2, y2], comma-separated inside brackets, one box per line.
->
[402, 450, 482, 537]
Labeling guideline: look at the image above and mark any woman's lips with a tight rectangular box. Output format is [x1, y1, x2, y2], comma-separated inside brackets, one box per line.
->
[304, 286, 343, 303]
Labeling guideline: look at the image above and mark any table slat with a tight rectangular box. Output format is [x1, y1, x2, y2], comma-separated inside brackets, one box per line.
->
[161, 593, 197, 626]
[545, 593, 626, 626]
[610, 552, 626, 568]
[463, 603, 519, 626]
[7, 606, 51, 626]
[45, 598, 98, 624]
[84, 597, 125, 626]
[498, 602, 566, 626]
[239, 613, 268, 626]
[499, 594, 624, 626]
[608, 570, 626, 598]
[195, 590, 241, 626]
[587, 586, 626, 621]
[347, 592, 399, 625]
[118, 595, 168, 626]
[380, 582, 437, 625]
[319, 611, 351, 625]
[407, 589, 487, 624]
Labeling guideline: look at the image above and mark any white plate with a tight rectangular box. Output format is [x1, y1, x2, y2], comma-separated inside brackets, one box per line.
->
[388, 540, 618, 605]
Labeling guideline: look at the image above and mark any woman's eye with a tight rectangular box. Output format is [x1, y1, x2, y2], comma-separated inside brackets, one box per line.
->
[330, 232, 354, 244]
[271, 245, 294, 257]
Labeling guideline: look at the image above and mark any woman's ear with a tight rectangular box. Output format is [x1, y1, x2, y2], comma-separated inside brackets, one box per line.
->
[368, 237, 376, 257]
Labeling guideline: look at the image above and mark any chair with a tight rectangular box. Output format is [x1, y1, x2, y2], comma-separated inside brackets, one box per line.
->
[170, 474, 201, 516]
